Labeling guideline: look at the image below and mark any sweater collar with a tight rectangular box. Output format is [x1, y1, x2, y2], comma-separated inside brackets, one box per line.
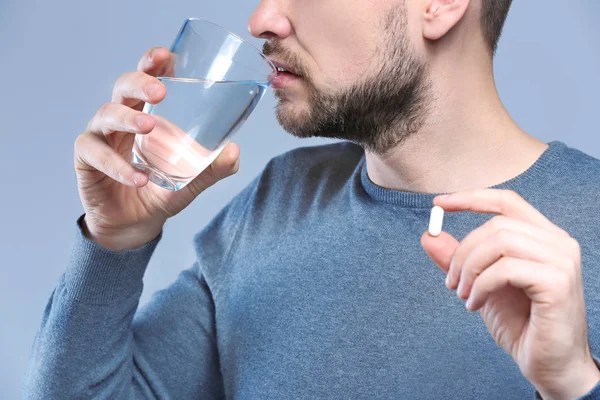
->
[360, 141, 565, 208]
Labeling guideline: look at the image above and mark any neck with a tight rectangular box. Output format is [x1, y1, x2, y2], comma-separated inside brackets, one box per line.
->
[364, 56, 548, 194]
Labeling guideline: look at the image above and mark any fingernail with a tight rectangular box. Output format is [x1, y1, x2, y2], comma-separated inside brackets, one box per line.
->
[133, 172, 146, 185]
[135, 115, 148, 128]
[465, 298, 473, 311]
[145, 84, 162, 98]
[445, 274, 450, 288]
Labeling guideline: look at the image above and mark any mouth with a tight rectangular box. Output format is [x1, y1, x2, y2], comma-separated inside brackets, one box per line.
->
[269, 60, 303, 89]
[271, 60, 301, 76]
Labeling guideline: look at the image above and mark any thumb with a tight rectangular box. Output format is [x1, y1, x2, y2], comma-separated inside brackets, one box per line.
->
[420, 231, 460, 274]
[186, 142, 240, 197]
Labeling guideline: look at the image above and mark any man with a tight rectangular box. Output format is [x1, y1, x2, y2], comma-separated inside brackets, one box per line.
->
[23, 0, 600, 398]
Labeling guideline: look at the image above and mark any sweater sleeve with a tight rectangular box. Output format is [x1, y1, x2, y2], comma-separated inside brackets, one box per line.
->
[534, 382, 600, 400]
[22, 215, 223, 399]
[577, 384, 600, 400]
[533, 357, 600, 400]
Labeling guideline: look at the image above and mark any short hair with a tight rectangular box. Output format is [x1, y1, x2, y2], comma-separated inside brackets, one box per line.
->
[481, 0, 513, 54]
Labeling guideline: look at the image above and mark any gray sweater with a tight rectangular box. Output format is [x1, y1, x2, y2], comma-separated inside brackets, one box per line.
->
[24, 141, 600, 399]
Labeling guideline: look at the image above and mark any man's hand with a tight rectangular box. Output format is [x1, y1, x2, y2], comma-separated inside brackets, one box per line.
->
[74, 47, 240, 250]
[421, 189, 600, 400]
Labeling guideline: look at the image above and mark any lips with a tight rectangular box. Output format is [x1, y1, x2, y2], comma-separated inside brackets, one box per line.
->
[268, 59, 303, 89]
[271, 60, 300, 76]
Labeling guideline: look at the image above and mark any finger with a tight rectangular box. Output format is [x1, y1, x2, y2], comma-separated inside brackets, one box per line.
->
[137, 47, 176, 78]
[111, 71, 166, 109]
[88, 102, 156, 136]
[75, 132, 148, 187]
[448, 215, 566, 292]
[466, 257, 564, 312]
[457, 229, 568, 300]
[421, 231, 460, 285]
[434, 189, 566, 235]
[185, 143, 241, 196]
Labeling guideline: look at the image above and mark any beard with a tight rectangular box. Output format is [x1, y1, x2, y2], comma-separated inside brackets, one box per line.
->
[262, 6, 431, 154]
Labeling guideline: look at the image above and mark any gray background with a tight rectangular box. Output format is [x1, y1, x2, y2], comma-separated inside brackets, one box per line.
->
[0, 0, 598, 397]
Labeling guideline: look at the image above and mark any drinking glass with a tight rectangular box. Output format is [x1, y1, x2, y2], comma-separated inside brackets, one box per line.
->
[131, 18, 275, 191]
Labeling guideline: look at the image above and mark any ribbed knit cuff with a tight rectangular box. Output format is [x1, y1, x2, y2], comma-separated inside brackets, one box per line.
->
[535, 382, 600, 400]
[534, 357, 600, 399]
[63, 215, 162, 305]
[577, 356, 600, 400]
[580, 383, 600, 400]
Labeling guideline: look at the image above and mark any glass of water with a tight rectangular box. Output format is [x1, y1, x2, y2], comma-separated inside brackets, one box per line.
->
[131, 18, 276, 191]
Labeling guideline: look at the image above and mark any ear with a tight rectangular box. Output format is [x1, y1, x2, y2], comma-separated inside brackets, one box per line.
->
[423, 0, 471, 41]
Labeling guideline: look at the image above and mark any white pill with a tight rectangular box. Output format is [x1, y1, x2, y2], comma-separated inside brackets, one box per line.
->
[428, 206, 445, 237]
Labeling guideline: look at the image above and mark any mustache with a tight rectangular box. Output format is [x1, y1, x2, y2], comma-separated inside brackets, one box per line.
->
[262, 41, 310, 78]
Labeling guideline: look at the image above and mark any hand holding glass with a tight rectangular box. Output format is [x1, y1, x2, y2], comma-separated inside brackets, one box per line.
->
[132, 19, 275, 191]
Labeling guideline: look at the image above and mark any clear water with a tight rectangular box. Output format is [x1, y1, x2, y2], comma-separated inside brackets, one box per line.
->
[132, 77, 268, 191]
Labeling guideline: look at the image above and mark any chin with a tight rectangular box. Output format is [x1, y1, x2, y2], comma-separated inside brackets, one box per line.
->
[275, 101, 314, 138]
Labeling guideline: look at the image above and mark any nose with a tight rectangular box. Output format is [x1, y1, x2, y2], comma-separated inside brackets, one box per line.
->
[248, 0, 293, 40]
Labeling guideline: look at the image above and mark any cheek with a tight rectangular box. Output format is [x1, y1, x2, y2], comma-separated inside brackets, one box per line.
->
[291, 0, 383, 88]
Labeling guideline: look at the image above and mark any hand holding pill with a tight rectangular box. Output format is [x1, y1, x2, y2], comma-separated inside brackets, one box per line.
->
[420, 189, 600, 399]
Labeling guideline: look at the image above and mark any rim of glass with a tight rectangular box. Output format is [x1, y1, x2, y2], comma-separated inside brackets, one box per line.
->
[182, 18, 276, 80]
